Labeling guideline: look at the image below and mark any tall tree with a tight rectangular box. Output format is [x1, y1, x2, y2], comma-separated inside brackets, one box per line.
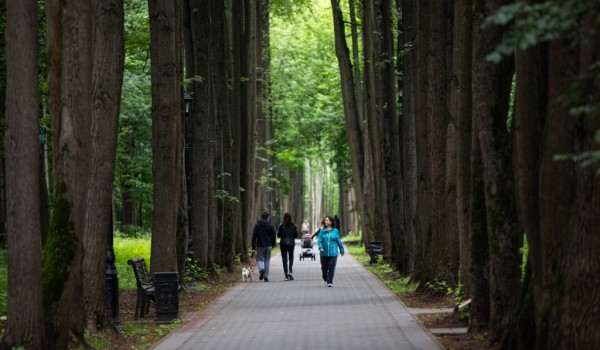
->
[509, 2, 600, 347]
[330, 0, 366, 248]
[82, 0, 124, 332]
[44, 0, 93, 347]
[148, 0, 182, 273]
[380, 0, 405, 271]
[362, 0, 392, 251]
[451, 0, 473, 293]
[472, 0, 521, 341]
[2, 0, 45, 347]
[418, 0, 458, 290]
[185, 0, 212, 270]
[399, 0, 418, 275]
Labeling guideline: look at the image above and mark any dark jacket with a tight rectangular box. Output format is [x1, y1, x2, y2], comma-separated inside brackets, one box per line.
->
[252, 219, 276, 250]
[277, 223, 298, 247]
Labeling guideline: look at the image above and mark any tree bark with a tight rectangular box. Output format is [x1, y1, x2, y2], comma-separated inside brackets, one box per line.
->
[399, 0, 417, 275]
[472, 0, 521, 341]
[330, 0, 366, 246]
[411, 0, 430, 284]
[45, 0, 93, 347]
[419, 0, 457, 290]
[509, 1, 547, 347]
[536, 10, 600, 348]
[3, 0, 45, 347]
[451, 0, 473, 293]
[82, 0, 124, 332]
[148, 0, 182, 273]
[380, 0, 405, 271]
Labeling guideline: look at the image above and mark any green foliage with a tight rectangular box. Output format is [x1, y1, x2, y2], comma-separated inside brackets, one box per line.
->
[185, 259, 209, 283]
[270, 0, 351, 189]
[114, 0, 154, 232]
[212, 264, 226, 280]
[425, 279, 452, 296]
[485, 1, 587, 63]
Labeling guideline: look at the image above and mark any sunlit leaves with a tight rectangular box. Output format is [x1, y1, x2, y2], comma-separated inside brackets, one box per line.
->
[270, 0, 347, 166]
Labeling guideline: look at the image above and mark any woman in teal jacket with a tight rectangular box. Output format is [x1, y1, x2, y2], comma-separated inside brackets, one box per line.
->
[318, 215, 345, 287]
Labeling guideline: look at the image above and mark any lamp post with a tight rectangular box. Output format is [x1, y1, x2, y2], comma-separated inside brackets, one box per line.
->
[183, 93, 194, 264]
[106, 213, 121, 328]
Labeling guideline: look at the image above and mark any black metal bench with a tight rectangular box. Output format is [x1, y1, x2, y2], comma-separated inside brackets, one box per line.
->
[367, 241, 383, 264]
[127, 258, 155, 320]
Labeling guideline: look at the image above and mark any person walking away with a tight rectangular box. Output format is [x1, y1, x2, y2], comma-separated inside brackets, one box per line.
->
[318, 215, 345, 287]
[278, 212, 299, 281]
[252, 211, 277, 282]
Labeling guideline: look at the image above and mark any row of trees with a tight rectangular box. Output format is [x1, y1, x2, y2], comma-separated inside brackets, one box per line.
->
[2, 0, 599, 349]
[329, 0, 599, 348]
[1, 0, 308, 348]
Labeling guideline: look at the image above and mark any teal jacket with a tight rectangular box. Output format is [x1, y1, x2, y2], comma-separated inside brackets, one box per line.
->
[317, 227, 344, 257]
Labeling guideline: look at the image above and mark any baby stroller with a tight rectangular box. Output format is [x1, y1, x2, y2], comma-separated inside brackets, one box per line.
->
[299, 234, 316, 260]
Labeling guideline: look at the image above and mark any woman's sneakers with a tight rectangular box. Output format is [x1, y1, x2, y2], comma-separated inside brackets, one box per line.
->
[327, 284, 333, 288]
[284, 274, 294, 281]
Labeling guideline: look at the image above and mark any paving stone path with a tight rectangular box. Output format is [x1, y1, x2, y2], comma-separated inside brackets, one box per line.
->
[151, 241, 443, 350]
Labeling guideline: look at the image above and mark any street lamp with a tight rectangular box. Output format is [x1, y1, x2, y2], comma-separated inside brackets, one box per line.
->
[184, 93, 193, 115]
[183, 93, 195, 265]
[106, 213, 121, 328]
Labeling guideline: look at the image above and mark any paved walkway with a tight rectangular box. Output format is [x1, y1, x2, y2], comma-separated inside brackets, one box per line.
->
[151, 241, 443, 350]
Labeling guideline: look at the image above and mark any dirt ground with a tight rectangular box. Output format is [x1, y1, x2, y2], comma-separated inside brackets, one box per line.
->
[400, 291, 499, 350]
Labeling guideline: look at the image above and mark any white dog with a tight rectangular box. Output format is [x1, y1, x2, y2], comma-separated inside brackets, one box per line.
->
[242, 267, 253, 282]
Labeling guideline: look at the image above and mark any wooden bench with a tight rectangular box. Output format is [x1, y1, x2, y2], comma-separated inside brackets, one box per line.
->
[127, 258, 155, 320]
[367, 241, 383, 264]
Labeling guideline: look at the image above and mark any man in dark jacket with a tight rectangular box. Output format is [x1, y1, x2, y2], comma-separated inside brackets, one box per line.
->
[251, 211, 277, 282]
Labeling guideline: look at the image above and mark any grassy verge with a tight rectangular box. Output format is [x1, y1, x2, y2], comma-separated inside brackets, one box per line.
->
[343, 233, 418, 297]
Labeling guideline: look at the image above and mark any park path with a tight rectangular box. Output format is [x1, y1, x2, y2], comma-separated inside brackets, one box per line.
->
[151, 241, 443, 350]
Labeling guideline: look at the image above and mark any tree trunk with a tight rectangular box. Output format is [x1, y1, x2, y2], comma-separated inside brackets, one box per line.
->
[82, 0, 124, 332]
[229, 0, 244, 264]
[362, 0, 391, 251]
[45, 0, 93, 346]
[472, 0, 521, 342]
[399, 0, 417, 275]
[330, 0, 366, 243]
[380, 0, 405, 270]
[451, 0, 473, 293]
[419, 0, 457, 290]
[148, 0, 181, 273]
[468, 129, 489, 331]
[187, 0, 211, 270]
[509, 1, 547, 346]
[536, 11, 600, 348]
[3, 0, 45, 347]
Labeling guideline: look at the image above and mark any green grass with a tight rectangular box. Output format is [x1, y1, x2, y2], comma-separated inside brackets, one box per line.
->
[346, 239, 418, 296]
[0, 235, 149, 319]
[114, 234, 151, 290]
